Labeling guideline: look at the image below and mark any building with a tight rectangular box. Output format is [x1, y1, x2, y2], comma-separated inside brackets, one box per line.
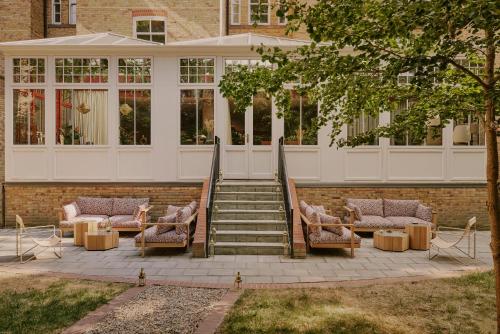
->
[0, 1, 489, 227]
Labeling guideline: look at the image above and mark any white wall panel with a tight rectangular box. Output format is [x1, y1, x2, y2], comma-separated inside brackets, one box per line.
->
[285, 149, 320, 180]
[54, 149, 111, 180]
[117, 150, 153, 180]
[177, 148, 213, 180]
[450, 149, 486, 180]
[11, 149, 48, 180]
[344, 149, 382, 181]
[388, 149, 444, 180]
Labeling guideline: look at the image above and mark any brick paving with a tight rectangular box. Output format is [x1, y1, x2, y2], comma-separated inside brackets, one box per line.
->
[0, 229, 492, 285]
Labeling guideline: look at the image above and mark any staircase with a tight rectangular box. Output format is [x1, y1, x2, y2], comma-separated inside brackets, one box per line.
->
[210, 180, 289, 255]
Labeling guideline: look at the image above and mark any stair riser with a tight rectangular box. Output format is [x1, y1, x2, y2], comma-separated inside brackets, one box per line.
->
[215, 246, 286, 255]
[217, 193, 282, 201]
[218, 185, 280, 193]
[215, 203, 282, 210]
[216, 234, 285, 243]
[212, 223, 286, 231]
[214, 212, 285, 220]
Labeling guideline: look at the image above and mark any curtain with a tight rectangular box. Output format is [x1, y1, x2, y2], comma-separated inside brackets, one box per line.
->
[73, 90, 107, 145]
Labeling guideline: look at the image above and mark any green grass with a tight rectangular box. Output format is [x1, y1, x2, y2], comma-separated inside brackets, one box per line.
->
[219, 271, 496, 334]
[0, 274, 131, 334]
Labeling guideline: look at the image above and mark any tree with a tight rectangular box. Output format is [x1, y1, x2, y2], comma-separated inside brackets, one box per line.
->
[219, 0, 500, 327]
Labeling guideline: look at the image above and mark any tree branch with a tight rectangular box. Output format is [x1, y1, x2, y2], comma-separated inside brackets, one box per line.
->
[446, 58, 487, 88]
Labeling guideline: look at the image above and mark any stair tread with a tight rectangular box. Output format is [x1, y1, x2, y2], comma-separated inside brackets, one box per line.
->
[215, 241, 284, 247]
[216, 230, 285, 235]
[220, 181, 279, 185]
[217, 209, 282, 213]
[217, 191, 280, 194]
[213, 220, 286, 223]
[215, 200, 282, 203]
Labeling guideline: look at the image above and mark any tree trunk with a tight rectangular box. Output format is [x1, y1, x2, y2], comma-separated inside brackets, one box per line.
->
[483, 29, 500, 334]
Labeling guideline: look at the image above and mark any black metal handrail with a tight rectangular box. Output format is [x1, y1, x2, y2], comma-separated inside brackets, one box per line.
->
[278, 137, 294, 257]
[206, 136, 220, 257]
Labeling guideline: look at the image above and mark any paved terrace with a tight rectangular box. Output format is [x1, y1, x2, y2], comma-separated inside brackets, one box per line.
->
[0, 230, 492, 285]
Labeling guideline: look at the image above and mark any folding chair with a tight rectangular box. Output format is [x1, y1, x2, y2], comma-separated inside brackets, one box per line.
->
[429, 217, 476, 260]
[16, 215, 62, 263]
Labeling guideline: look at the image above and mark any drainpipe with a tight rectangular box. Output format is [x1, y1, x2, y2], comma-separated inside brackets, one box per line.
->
[219, 0, 225, 36]
[43, 0, 48, 38]
[225, 0, 229, 35]
[2, 184, 5, 228]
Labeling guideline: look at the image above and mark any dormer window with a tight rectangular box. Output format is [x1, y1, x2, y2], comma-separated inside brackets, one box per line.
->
[133, 17, 166, 44]
[52, 0, 61, 24]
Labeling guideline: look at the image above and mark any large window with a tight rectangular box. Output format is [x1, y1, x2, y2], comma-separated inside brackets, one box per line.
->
[52, 0, 61, 24]
[69, 0, 77, 25]
[347, 113, 379, 145]
[13, 58, 45, 84]
[231, 0, 241, 24]
[55, 58, 108, 84]
[56, 89, 108, 145]
[179, 58, 215, 84]
[118, 58, 152, 84]
[284, 91, 318, 145]
[453, 114, 485, 146]
[119, 90, 151, 145]
[180, 89, 214, 145]
[13, 89, 45, 145]
[249, 0, 270, 24]
[134, 17, 166, 44]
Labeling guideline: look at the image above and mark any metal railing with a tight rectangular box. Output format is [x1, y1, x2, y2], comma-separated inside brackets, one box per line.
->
[278, 137, 294, 257]
[206, 136, 220, 257]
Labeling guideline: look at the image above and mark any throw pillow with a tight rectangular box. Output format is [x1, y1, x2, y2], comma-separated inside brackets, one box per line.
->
[187, 201, 198, 213]
[346, 198, 383, 217]
[165, 205, 180, 216]
[308, 210, 322, 235]
[175, 206, 193, 234]
[346, 203, 363, 221]
[299, 200, 309, 215]
[415, 204, 433, 222]
[63, 202, 80, 220]
[133, 203, 148, 222]
[319, 213, 343, 236]
[383, 199, 420, 217]
[156, 214, 176, 234]
[312, 205, 326, 214]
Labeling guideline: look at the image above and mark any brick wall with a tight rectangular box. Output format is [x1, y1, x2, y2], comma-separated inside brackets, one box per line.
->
[296, 184, 489, 229]
[76, 0, 221, 42]
[4, 183, 202, 227]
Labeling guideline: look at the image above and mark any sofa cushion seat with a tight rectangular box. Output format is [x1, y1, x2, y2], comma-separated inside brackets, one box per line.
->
[309, 228, 361, 244]
[134, 226, 187, 244]
[346, 198, 383, 216]
[77, 197, 114, 216]
[60, 214, 109, 228]
[351, 215, 394, 229]
[112, 198, 149, 216]
[385, 216, 434, 228]
[105, 215, 141, 229]
[383, 199, 420, 217]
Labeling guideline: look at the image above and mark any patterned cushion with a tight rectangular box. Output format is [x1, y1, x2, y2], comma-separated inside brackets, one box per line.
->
[385, 216, 434, 228]
[77, 197, 114, 216]
[346, 199, 383, 216]
[156, 214, 176, 234]
[133, 203, 149, 221]
[63, 202, 81, 220]
[72, 214, 109, 223]
[112, 198, 149, 216]
[308, 210, 322, 235]
[175, 206, 193, 234]
[102, 215, 141, 229]
[165, 205, 180, 216]
[415, 204, 433, 222]
[299, 200, 309, 215]
[59, 220, 75, 228]
[134, 226, 187, 244]
[346, 203, 363, 221]
[309, 228, 361, 244]
[187, 201, 198, 213]
[383, 199, 420, 217]
[319, 213, 343, 235]
[312, 205, 325, 213]
[349, 215, 395, 229]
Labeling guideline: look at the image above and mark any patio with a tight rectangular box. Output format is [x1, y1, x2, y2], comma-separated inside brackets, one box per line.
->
[0, 229, 492, 285]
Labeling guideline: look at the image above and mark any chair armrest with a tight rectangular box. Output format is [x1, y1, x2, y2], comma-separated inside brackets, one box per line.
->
[141, 205, 154, 213]
[300, 213, 312, 226]
[343, 206, 355, 225]
[437, 226, 466, 231]
[432, 210, 438, 229]
[23, 225, 57, 230]
[55, 208, 64, 221]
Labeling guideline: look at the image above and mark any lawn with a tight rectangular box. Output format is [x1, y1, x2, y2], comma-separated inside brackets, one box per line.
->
[0, 273, 131, 334]
[219, 271, 496, 334]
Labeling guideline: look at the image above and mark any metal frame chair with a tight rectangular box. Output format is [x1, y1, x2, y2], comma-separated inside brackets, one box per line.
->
[16, 215, 62, 263]
[429, 216, 476, 260]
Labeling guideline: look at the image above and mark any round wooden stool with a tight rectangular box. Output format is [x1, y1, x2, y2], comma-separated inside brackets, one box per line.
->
[404, 223, 431, 250]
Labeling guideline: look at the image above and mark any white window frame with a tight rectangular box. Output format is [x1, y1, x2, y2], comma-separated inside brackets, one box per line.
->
[179, 87, 216, 146]
[52, 0, 61, 24]
[54, 57, 110, 85]
[178, 57, 216, 85]
[12, 57, 46, 85]
[133, 16, 167, 44]
[69, 0, 77, 25]
[230, 0, 241, 25]
[347, 113, 380, 146]
[249, 0, 270, 25]
[117, 57, 153, 84]
[284, 92, 319, 146]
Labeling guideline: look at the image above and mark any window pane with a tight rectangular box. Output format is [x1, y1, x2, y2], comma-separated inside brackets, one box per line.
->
[151, 20, 165, 33]
[301, 95, 318, 145]
[453, 114, 485, 146]
[227, 98, 245, 145]
[284, 91, 300, 145]
[136, 20, 150, 32]
[13, 89, 45, 145]
[119, 90, 134, 145]
[135, 89, 151, 145]
[198, 90, 214, 145]
[13, 58, 45, 83]
[180, 90, 197, 144]
[151, 34, 165, 44]
[253, 92, 272, 145]
[347, 113, 378, 145]
[56, 89, 108, 145]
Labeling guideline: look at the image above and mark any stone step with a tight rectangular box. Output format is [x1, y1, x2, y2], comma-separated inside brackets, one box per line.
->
[216, 192, 283, 201]
[214, 241, 286, 255]
[214, 209, 285, 221]
[211, 220, 286, 231]
[215, 230, 286, 243]
[214, 200, 282, 210]
[217, 183, 281, 193]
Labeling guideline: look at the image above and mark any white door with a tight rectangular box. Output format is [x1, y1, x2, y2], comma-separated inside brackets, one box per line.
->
[223, 92, 274, 179]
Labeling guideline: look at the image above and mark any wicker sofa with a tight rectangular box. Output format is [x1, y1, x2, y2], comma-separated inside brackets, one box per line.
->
[344, 198, 437, 232]
[58, 197, 152, 235]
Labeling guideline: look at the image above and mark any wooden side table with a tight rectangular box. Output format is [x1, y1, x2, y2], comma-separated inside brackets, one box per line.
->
[405, 223, 431, 250]
[373, 230, 409, 252]
[84, 231, 119, 251]
[74, 221, 99, 246]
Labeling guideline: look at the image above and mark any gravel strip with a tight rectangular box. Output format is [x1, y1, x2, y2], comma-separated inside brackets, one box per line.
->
[85, 286, 227, 334]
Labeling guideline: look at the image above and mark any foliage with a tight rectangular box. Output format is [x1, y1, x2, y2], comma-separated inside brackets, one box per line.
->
[219, 0, 499, 147]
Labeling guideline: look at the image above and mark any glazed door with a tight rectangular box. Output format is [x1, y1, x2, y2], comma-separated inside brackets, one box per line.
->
[223, 92, 274, 179]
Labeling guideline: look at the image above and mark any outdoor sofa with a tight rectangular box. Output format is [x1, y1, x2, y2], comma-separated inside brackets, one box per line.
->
[344, 198, 437, 232]
[58, 197, 152, 235]
[134, 201, 198, 257]
[299, 200, 361, 257]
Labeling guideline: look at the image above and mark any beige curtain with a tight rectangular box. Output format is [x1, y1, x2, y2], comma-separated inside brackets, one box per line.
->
[73, 90, 108, 145]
